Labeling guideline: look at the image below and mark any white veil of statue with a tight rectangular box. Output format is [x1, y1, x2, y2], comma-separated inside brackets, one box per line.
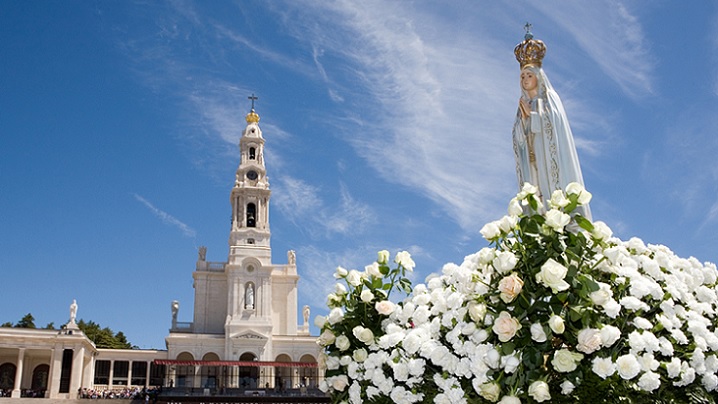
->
[512, 28, 592, 220]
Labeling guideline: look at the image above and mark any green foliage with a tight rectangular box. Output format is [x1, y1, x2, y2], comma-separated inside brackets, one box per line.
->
[77, 320, 133, 349]
[14, 313, 36, 328]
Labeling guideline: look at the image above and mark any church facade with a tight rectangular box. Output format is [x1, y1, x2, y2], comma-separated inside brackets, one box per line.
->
[0, 107, 321, 398]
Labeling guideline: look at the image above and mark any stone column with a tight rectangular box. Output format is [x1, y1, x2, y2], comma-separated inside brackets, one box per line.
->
[108, 359, 114, 390]
[48, 346, 63, 398]
[10, 348, 25, 398]
[145, 361, 151, 388]
[83, 355, 94, 392]
[69, 346, 84, 396]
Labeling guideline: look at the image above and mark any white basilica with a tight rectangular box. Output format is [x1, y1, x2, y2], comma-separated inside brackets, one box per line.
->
[0, 106, 321, 398]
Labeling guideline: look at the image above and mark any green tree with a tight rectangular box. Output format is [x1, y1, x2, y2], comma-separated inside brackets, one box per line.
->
[44, 322, 55, 330]
[14, 313, 36, 328]
[0, 322, 12, 328]
[77, 320, 132, 349]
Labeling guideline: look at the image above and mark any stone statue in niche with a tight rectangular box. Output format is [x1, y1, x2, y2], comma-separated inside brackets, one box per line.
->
[245, 284, 255, 309]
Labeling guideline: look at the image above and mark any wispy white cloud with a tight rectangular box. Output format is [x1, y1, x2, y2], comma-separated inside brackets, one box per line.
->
[273, 176, 376, 237]
[533, 2, 653, 99]
[134, 194, 196, 238]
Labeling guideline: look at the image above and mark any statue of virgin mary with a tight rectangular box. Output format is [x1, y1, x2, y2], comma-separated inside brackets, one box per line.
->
[512, 27, 591, 220]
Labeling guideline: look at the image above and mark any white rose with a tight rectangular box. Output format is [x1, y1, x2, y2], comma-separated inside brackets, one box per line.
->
[360, 289, 374, 303]
[493, 251, 518, 273]
[536, 259, 570, 293]
[552, 349, 583, 373]
[485, 348, 501, 368]
[377, 250, 389, 264]
[314, 315, 327, 328]
[394, 251, 416, 272]
[469, 302, 487, 323]
[498, 273, 524, 303]
[492, 311, 522, 342]
[549, 315, 565, 334]
[498, 396, 521, 404]
[498, 215, 518, 233]
[353, 348, 368, 362]
[375, 300, 396, 316]
[560, 380, 575, 395]
[478, 247, 496, 265]
[600, 325, 621, 347]
[603, 300, 622, 318]
[346, 270, 362, 287]
[478, 382, 501, 402]
[565, 182, 592, 204]
[545, 209, 571, 233]
[521, 182, 538, 196]
[508, 197, 523, 216]
[327, 308, 344, 324]
[317, 329, 336, 346]
[592, 356, 616, 379]
[334, 266, 348, 278]
[326, 293, 341, 305]
[616, 354, 641, 380]
[549, 189, 569, 208]
[481, 221, 501, 240]
[353, 326, 375, 344]
[501, 354, 521, 374]
[637, 371, 660, 392]
[530, 323, 548, 342]
[365, 262, 382, 278]
[335, 335, 350, 351]
[528, 380, 551, 402]
[592, 221, 613, 240]
[330, 375, 348, 391]
[576, 328, 603, 354]
[335, 283, 347, 294]
[590, 282, 612, 306]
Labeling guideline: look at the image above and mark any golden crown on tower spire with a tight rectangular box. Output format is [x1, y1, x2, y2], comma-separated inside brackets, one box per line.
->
[245, 93, 260, 123]
[245, 109, 260, 124]
[514, 23, 546, 69]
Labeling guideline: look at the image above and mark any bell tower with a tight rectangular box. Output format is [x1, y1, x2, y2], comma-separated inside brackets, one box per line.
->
[228, 95, 271, 261]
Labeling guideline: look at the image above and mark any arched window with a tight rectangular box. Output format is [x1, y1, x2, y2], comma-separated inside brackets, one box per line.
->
[32, 364, 49, 392]
[246, 203, 256, 228]
[0, 362, 16, 390]
[249, 147, 256, 160]
[238, 353, 258, 389]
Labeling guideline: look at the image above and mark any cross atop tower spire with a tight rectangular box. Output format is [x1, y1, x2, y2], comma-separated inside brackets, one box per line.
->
[245, 93, 260, 124]
[248, 93, 258, 111]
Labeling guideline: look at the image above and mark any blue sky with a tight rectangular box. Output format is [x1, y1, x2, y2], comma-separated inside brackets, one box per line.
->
[1, 1, 717, 350]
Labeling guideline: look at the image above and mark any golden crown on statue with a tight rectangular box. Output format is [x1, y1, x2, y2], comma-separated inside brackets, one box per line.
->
[514, 23, 546, 69]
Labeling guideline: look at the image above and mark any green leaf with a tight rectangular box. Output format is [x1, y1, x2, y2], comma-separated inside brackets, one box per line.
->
[501, 342, 515, 355]
[575, 215, 594, 232]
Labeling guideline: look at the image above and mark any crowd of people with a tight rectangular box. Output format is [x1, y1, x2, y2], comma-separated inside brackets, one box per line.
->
[0, 389, 46, 397]
[78, 386, 161, 400]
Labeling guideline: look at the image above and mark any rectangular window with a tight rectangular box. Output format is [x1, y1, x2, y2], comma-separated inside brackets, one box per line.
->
[149, 363, 165, 386]
[131, 362, 147, 386]
[112, 361, 129, 386]
[94, 360, 111, 385]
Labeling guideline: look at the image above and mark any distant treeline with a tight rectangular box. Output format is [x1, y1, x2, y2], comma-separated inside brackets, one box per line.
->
[2, 313, 136, 349]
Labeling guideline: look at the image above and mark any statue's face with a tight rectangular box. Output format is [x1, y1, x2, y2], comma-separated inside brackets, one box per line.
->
[520, 69, 538, 92]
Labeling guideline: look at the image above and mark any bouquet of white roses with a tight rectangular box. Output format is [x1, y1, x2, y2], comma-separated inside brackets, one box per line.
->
[317, 183, 718, 403]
